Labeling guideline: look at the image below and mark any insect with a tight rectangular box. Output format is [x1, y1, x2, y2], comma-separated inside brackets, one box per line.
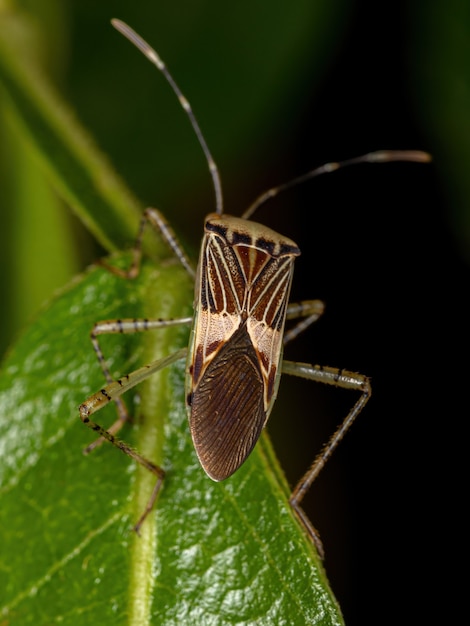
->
[79, 18, 430, 552]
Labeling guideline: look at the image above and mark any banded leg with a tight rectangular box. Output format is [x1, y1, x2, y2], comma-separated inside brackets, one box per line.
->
[84, 205, 193, 527]
[80, 347, 188, 532]
[281, 359, 371, 557]
[103, 207, 195, 279]
[85, 316, 192, 453]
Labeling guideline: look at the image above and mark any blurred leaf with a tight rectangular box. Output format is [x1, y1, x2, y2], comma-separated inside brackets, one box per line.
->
[0, 9, 144, 253]
[0, 258, 344, 625]
[409, 0, 470, 261]
[1, 106, 78, 342]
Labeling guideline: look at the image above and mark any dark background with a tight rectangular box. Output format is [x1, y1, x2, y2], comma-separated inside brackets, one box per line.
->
[1, 1, 467, 624]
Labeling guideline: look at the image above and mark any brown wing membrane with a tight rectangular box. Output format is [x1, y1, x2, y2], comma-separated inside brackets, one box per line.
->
[189, 322, 265, 481]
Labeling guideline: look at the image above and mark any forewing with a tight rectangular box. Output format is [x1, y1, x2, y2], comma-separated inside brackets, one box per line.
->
[190, 233, 244, 387]
[188, 323, 265, 481]
[246, 253, 295, 408]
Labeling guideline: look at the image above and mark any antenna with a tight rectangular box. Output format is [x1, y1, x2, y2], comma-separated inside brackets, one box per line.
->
[111, 19, 224, 215]
[112, 20, 431, 224]
[242, 150, 431, 220]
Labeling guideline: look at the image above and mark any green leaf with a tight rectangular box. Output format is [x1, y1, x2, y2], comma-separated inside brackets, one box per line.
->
[0, 258, 344, 625]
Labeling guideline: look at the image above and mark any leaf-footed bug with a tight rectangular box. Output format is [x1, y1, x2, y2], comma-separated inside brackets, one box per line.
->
[79, 18, 430, 554]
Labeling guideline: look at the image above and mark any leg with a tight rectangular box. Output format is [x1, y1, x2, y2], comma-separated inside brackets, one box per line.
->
[80, 347, 188, 532]
[85, 316, 192, 452]
[284, 299, 325, 345]
[82, 206, 193, 528]
[103, 207, 195, 279]
[281, 359, 371, 557]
